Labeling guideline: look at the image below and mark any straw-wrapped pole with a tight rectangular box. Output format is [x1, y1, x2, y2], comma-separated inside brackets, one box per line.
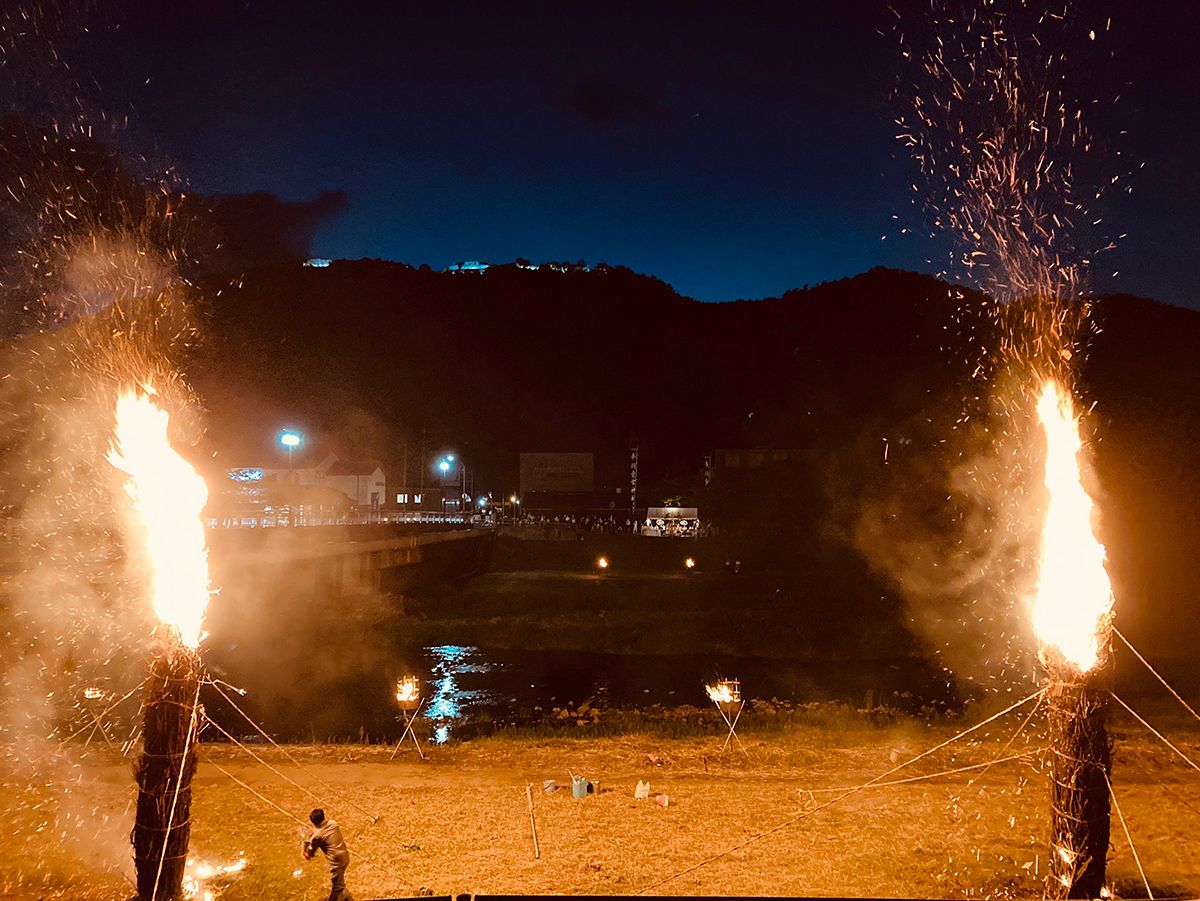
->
[1044, 659, 1112, 899]
[132, 642, 202, 900]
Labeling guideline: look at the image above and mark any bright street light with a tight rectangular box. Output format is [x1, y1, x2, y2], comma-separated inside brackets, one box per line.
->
[279, 429, 303, 473]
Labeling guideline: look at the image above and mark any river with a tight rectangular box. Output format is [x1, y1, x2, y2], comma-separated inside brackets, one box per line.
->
[211, 643, 955, 744]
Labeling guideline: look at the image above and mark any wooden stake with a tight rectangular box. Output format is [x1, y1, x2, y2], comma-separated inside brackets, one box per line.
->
[526, 783, 540, 860]
[389, 697, 426, 760]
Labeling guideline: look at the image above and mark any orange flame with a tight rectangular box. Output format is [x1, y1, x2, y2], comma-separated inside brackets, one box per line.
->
[705, 680, 739, 704]
[108, 388, 212, 649]
[182, 855, 247, 900]
[395, 676, 420, 704]
[1032, 379, 1113, 672]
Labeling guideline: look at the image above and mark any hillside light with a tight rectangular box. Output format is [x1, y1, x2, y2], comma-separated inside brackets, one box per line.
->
[685, 557, 696, 570]
[597, 556, 609, 570]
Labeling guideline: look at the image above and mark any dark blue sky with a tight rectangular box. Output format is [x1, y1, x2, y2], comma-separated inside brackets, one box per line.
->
[60, 1, 1200, 306]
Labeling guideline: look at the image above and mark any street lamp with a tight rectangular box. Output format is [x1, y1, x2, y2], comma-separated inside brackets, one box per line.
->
[278, 429, 303, 527]
[434, 453, 468, 518]
[279, 430, 302, 470]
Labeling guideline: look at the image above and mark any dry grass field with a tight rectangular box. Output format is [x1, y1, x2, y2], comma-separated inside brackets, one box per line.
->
[4, 707, 1200, 900]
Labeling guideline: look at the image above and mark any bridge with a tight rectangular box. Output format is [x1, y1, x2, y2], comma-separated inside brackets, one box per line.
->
[0, 523, 493, 599]
[207, 523, 493, 596]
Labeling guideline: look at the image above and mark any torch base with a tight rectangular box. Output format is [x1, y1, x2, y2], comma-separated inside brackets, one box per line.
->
[133, 644, 202, 901]
[1045, 668, 1112, 900]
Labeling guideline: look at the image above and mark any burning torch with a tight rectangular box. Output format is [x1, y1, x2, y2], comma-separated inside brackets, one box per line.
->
[109, 387, 213, 901]
[1032, 380, 1115, 899]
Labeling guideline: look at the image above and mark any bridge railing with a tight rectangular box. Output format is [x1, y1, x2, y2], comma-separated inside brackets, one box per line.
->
[206, 510, 475, 529]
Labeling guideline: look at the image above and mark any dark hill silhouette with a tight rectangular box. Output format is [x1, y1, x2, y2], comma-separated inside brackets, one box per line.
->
[189, 262, 1200, 664]
[191, 263, 987, 483]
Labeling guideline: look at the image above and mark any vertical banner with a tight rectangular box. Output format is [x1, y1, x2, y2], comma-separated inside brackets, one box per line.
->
[630, 444, 639, 533]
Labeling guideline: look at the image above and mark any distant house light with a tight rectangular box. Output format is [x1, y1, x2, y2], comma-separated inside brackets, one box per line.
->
[397, 493, 409, 504]
[304, 258, 332, 268]
[446, 260, 490, 273]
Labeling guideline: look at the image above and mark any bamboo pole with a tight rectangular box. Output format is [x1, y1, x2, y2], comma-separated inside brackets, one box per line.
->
[526, 783, 540, 860]
[133, 642, 202, 901]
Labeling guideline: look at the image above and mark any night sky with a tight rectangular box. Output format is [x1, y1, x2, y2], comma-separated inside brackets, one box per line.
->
[47, 0, 1200, 306]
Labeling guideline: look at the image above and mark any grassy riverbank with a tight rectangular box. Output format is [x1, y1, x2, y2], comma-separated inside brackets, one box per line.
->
[8, 711, 1199, 899]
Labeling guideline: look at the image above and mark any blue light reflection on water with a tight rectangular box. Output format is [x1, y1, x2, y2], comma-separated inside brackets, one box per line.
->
[422, 645, 501, 742]
[403, 644, 950, 746]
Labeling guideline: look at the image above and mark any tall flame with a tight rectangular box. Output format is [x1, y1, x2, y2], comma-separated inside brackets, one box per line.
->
[108, 388, 212, 648]
[1032, 379, 1113, 672]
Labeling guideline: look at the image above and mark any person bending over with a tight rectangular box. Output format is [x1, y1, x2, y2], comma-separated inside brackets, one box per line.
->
[302, 808, 354, 901]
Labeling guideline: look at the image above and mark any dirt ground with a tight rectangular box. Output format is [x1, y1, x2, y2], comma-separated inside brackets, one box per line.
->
[4, 715, 1200, 900]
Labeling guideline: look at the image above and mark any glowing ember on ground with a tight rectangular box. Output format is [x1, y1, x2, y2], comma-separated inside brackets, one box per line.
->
[1031, 379, 1114, 673]
[395, 675, 420, 705]
[82, 686, 104, 700]
[596, 556, 609, 570]
[107, 386, 212, 648]
[182, 856, 248, 900]
[705, 679, 740, 705]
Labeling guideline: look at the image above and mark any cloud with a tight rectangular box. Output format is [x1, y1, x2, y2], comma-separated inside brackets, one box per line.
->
[567, 78, 671, 128]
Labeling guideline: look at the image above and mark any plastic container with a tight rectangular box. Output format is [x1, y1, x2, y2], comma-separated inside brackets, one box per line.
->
[571, 775, 589, 799]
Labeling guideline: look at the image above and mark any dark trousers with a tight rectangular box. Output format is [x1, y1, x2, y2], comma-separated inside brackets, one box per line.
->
[328, 860, 352, 901]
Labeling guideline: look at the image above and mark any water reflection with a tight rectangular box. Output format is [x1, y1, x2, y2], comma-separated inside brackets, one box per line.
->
[422, 645, 500, 742]
[409, 644, 951, 744]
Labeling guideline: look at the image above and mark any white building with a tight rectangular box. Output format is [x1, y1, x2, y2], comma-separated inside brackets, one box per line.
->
[261, 453, 385, 507]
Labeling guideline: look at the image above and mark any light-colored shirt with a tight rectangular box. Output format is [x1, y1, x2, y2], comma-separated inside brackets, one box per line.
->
[309, 818, 350, 868]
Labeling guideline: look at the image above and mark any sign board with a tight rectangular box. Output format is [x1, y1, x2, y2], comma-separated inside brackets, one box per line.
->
[519, 453, 595, 494]
[646, 507, 699, 520]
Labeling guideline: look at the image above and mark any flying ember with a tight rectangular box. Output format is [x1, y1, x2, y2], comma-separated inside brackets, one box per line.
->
[1031, 379, 1114, 672]
[107, 387, 213, 648]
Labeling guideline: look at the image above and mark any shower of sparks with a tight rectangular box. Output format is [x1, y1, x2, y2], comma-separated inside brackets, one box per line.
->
[107, 386, 212, 648]
[892, 0, 1127, 681]
[894, 0, 1127, 308]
